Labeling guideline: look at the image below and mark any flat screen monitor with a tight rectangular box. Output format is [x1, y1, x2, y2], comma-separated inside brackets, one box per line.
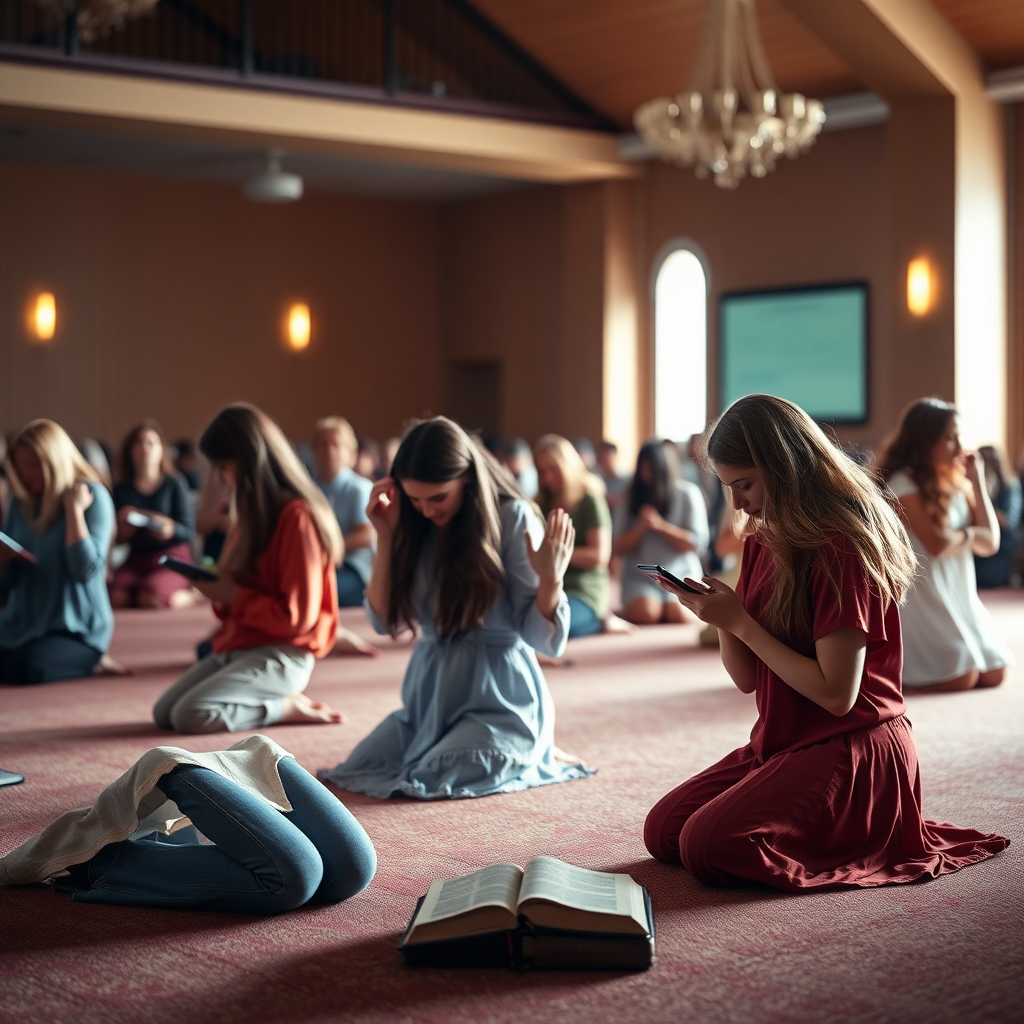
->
[719, 282, 868, 423]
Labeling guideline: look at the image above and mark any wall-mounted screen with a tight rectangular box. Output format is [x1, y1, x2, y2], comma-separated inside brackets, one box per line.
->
[719, 282, 868, 423]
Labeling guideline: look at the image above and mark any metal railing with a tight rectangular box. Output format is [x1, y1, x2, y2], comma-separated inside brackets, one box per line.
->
[0, 0, 612, 128]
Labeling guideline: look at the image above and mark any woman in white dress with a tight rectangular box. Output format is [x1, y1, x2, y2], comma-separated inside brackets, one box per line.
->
[879, 398, 1012, 692]
[613, 440, 710, 624]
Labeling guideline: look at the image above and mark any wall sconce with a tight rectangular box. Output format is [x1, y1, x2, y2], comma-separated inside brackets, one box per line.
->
[286, 303, 311, 350]
[30, 292, 57, 341]
[907, 258, 933, 317]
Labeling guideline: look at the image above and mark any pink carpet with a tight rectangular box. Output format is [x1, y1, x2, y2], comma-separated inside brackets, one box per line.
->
[1, 594, 1022, 1024]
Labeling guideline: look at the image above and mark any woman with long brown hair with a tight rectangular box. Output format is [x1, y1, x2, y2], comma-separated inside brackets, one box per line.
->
[644, 395, 1007, 889]
[110, 420, 196, 609]
[1, 420, 114, 684]
[319, 417, 589, 799]
[153, 404, 345, 733]
[878, 398, 1012, 691]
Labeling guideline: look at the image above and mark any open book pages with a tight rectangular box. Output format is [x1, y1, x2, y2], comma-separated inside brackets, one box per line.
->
[406, 857, 649, 945]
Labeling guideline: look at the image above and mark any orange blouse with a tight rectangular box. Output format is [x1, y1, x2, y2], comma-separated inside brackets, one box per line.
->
[212, 500, 338, 657]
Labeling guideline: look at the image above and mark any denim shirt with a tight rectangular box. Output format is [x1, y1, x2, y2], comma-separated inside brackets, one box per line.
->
[0, 483, 115, 653]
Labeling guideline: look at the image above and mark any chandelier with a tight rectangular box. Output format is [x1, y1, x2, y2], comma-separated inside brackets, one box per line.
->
[634, 0, 825, 189]
[35, 0, 159, 43]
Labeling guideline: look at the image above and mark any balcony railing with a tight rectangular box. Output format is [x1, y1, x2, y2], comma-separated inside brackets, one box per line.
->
[0, 0, 613, 129]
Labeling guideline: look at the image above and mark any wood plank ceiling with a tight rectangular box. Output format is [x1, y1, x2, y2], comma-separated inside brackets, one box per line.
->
[472, 0, 1024, 128]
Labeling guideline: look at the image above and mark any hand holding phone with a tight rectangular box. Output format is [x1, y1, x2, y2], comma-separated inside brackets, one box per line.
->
[636, 564, 710, 595]
[158, 556, 218, 582]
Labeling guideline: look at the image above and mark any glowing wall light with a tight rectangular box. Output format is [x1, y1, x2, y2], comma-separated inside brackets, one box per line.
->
[907, 258, 933, 316]
[31, 292, 57, 341]
[286, 303, 311, 350]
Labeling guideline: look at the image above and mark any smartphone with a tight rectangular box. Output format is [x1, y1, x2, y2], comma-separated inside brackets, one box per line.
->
[126, 510, 162, 530]
[0, 530, 39, 564]
[158, 556, 218, 582]
[636, 564, 709, 595]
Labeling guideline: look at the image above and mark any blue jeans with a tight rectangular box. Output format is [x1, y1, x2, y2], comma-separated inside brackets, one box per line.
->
[567, 596, 602, 639]
[54, 758, 376, 913]
[336, 565, 366, 608]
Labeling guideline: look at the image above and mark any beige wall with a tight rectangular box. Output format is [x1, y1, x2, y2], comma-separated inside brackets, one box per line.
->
[642, 124, 894, 451]
[0, 163, 442, 449]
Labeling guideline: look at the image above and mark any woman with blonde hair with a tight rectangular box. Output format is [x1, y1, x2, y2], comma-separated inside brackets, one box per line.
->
[153, 404, 345, 733]
[0, 420, 114, 685]
[878, 398, 1012, 691]
[535, 434, 627, 638]
[645, 394, 1007, 889]
[320, 417, 588, 799]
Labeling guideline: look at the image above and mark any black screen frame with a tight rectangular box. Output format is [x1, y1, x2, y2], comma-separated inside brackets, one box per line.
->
[718, 280, 871, 426]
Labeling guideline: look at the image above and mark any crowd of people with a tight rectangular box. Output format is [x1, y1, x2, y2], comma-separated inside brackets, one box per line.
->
[0, 394, 1016, 911]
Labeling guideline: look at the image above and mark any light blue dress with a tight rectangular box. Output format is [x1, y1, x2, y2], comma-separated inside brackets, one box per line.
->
[318, 500, 593, 799]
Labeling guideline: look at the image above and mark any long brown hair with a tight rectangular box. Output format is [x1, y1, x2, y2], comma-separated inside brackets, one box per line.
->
[705, 394, 915, 642]
[877, 398, 961, 526]
[5, 419, 103, 534]
[388, 417, 527, 639]
[199, 404, 342, 577]
[118, 420, 176, 485]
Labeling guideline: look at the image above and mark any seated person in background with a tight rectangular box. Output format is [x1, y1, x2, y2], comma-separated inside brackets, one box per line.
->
[311, 417, 378, 657]
[535, 435, 630, 637]
[974, 445, 1022, 589]
[681, 433, 726, 572]
[153, 404, 344, 733]
[613, 440, 709, 625]
[110, 421, 196, 610]
[597, 440, 630, 512]
[571, 437, 598, 473]
[173, 439, 201, 492]
[0, 419, 114, 685]
[878, 398, 1012, 691]
[355, 437, 380, 481]
[498, 437, 539, 499]
[0, 735, 376, 914]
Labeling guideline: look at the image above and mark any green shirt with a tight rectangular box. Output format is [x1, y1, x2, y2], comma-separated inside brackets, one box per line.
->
[541, 491, 611, 618]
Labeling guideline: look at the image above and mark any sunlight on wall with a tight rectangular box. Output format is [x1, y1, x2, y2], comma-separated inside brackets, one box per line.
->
[655, 249, 707, 442]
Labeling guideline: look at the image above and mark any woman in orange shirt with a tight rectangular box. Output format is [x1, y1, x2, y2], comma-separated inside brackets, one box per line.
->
[154, 405, 345, 734]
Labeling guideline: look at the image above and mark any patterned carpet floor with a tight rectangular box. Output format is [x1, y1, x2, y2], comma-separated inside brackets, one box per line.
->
[1, 593, 1022, 1024]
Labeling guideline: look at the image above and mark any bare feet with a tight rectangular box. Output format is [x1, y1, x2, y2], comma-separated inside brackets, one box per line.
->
[552, 745, 585, 766]
[333, 626, 380, 658]
[280, 692, 345, 725]
[602, 614, 636, 635]
[93, 653, 133, 676]
[537, 654, 574, 668]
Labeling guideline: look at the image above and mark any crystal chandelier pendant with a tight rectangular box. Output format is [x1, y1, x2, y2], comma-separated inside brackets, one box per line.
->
[634, 0, 825, 189]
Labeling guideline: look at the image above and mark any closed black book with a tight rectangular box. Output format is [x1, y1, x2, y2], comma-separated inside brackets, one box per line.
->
[398, 858, 654, 972]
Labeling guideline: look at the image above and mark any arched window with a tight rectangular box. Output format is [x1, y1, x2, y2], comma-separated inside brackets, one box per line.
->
[654, 246, 708, 443]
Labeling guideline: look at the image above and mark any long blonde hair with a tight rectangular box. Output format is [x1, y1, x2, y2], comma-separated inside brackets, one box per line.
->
[534, 434, 605, 512]
[5, 420, 103, 535]
[705, 395, 915, 642]
[199, 405, 342, 575]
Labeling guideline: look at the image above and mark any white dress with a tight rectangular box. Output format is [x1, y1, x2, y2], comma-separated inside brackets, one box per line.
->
[889, 471, 1014, 686]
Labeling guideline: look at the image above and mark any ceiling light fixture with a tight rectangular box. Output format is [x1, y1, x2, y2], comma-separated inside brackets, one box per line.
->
[244, 150, 304, 203]
[633, 0, 825, 189]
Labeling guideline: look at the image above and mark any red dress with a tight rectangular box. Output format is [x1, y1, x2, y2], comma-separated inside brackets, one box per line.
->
[644, 534, 1008, 890]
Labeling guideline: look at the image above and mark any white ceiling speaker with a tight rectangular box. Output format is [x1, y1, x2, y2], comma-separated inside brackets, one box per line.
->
[244, 149, 303, 202]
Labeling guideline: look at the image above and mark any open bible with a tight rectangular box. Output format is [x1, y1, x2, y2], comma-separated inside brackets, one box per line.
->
[399, 856, 654, 971]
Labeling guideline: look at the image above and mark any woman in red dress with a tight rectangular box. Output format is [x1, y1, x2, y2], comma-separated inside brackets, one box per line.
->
[644, 395, 1008, 890]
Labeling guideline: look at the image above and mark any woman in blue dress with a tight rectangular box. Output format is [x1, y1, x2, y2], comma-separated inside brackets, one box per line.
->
[319, 417, 591, 799]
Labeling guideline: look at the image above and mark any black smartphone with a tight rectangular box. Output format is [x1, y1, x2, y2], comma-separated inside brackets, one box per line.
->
[125, 510, 162, 531]
[636, 564, 709, 595]
[158, 556, 218, 582]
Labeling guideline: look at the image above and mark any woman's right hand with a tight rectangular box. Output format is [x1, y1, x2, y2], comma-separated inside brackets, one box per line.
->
[961, 450, 984, 490]
[367, 477, 400, 540]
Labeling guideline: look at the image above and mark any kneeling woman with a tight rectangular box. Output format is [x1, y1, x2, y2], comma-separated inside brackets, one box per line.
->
[320, 417, 590, 799]
[0, 735, 376, 913]
[154, 405, 344, 733]
[644, 395, 1008, 890]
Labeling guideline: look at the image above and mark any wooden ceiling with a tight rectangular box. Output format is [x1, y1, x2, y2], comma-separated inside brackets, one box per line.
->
[471, 0, 1024, 128]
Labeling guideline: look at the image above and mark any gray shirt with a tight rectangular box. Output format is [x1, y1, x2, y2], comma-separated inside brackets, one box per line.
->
[317, 469, 374, 583]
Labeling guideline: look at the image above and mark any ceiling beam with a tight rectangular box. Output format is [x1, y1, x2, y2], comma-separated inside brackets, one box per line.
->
[0, 61, 638, 184]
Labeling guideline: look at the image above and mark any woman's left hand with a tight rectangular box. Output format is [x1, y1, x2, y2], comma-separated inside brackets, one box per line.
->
[147, 513, 177, 540]
[961, 450, 983, 489]
[657, 575, 748, 632]
[194, 574, 241, 607]
[527, 508, 575, 583]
